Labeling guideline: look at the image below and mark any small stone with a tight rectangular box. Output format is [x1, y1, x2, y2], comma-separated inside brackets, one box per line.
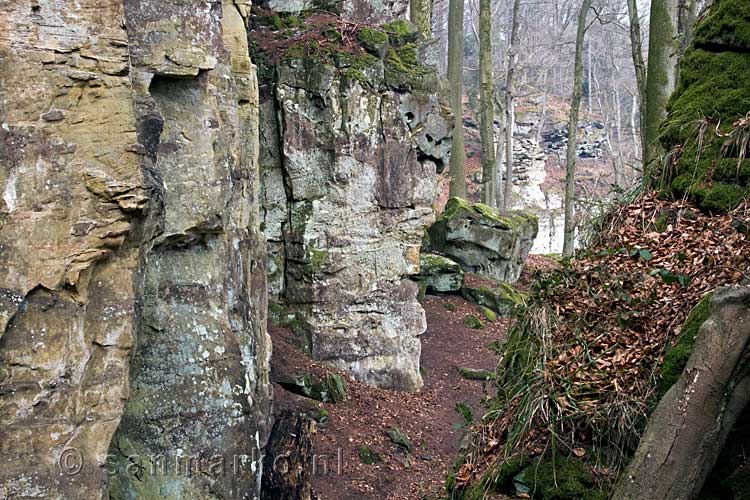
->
[387, 426, 413, 453]
[41, 110, 65, 122]
[416, 253, 464, 293]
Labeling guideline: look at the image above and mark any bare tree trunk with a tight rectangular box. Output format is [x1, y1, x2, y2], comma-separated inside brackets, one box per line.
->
[562, 0, 592, 257]
[479, 0, 496, 206]
[586, 41, 593, 115]
[494, 94, 505, 209]
[502, 0, 521, 211]
[410, 0, 433, 38]
[626, 0, 647, 168]
[629, 89, 639, 162]
[612, 287, 750, 500]
[262, 411, 318, 500]
[448, 0, 467, 198]
[643, 0, 679, 173]
[592, 65, 620, 187]
[536, 86, 548, 146]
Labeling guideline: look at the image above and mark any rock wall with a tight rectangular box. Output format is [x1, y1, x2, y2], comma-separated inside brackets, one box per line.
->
[0, 1, 271, 498]
[258, 14, 452, 391]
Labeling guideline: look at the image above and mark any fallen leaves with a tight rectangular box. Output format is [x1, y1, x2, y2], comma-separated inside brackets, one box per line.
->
[461, 192, 750, 489]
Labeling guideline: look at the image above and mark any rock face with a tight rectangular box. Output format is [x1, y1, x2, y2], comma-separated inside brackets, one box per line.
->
[257, 14, 452, 391]
[0, 1, 271, 499]
[427, 198, 538, 283]
[259, 0, 407, 24]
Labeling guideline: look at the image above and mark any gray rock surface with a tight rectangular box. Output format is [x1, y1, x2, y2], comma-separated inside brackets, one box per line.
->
[258, 20, 452, 391]
[427, 198, 538, 283]
[0, 1, 271, 498]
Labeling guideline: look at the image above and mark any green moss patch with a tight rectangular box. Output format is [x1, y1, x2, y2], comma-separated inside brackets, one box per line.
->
[515, 455, 608, 500]
[693, 0, 750, 51]
[463, 314, 484, 330]
[657, 293, 713, 397]
[358, 445, 382, 464]
[657, 1, 750, 212]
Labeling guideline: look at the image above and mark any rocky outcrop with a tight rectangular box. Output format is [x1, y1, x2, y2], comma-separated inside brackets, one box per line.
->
[259, 0, 407, 24]
[0, 1, 271, 499]
[426, 198, 538, 283]
[257, 14, 452, 391]
[660, 0, 750, 212]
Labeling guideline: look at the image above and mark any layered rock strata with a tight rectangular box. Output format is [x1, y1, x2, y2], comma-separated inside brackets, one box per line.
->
[258, 15, 452, 391]
[0, 1, 271, 498]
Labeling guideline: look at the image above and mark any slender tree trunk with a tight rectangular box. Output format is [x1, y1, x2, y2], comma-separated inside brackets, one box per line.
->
[587, 41, 593, 115]
[448, 0, 467, 198]
[626, 0, 647, 170]
[479, 0, 496, 206]
[494, 94, 506, 209]
[536, 86, 548, 146]
[562, 0, 592, 257]
[629, 89, 640, 164]
[643, 0, 679, 174]
[410, 0, 433, 38]
[503, 0, 521, 211]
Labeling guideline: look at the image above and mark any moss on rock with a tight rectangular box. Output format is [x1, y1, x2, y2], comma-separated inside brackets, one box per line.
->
[515, 455, 608, 500]
[693, 0, 750, 51]
[463, 314, 484, 330]
[657, 0, 750, 212]
[657, 292, 713, 397]
[417, 253, 464, 293]
[462, 282, 527, 316]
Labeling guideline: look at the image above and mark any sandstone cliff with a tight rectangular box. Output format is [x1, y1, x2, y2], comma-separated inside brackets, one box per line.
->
[0, 1, 271, 498]
[256, 10, 452, 391]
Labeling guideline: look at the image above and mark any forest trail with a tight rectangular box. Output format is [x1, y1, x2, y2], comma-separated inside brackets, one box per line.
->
[271, 287, 525, 499]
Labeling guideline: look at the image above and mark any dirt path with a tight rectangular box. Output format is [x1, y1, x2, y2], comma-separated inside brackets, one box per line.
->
[270, 294, 510, 499]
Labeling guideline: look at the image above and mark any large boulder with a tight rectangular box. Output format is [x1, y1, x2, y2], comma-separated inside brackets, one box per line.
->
[417, 253, 464, 293]
[427, 198, 538, 283]
[0, 1, 271, 498]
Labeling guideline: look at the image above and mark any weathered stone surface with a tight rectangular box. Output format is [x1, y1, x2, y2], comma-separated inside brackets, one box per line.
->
[258, 20, 452, 391]
[259, 0, 408, 23]
[0, 1, 271, 498]
[0, 2, 146, 498]
[427, 198, 538, 283]
[417, 253, 464, 293]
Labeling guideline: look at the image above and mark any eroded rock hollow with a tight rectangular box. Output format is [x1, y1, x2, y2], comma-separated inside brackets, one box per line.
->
[0, 1, 271, 498]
